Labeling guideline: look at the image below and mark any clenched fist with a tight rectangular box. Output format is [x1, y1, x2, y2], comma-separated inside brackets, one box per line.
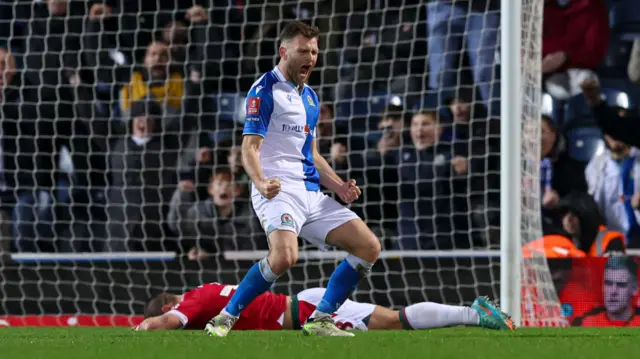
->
[337, 179, 361, 204]
[258, 178, 281, 199]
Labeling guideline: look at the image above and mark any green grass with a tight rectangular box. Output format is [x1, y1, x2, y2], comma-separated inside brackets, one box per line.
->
[0, 328, 637, 359]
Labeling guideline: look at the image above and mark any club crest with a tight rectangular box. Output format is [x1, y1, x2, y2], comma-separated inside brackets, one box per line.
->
[281, 213, 294, 227]
[306, 95, 315, 106]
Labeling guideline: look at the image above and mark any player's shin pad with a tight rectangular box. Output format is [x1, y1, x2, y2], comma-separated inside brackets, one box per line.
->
[312, 255, 374, 318]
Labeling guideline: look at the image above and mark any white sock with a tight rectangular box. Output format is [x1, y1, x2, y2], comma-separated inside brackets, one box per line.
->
[310, 310, 331, 320]
[401, 302, 480, 329]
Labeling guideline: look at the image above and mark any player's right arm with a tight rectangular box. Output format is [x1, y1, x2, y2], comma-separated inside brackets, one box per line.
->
[242, 80, 280, 199]
[242, 135, 280, 199]
[134, 313, 183, 331]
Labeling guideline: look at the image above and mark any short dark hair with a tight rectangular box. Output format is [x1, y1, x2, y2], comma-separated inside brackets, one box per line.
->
[381, 104, 405, 122]
[144, 292, 177, 318]
[279, 21, 320, 43]
[130, 99, 163, 120]
[605, 256, 638, 282]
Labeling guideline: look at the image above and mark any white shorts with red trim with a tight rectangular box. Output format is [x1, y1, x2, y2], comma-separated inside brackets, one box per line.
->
[296, 287, 376, 331]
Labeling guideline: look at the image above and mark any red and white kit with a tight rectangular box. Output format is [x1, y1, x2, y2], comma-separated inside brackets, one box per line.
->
[167, 283, 376, 331]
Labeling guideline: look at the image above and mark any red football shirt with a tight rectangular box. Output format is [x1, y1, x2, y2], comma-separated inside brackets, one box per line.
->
[167, 283, 288, 330]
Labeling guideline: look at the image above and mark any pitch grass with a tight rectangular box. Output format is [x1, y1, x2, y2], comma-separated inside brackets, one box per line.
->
[0, 328, 637, 359]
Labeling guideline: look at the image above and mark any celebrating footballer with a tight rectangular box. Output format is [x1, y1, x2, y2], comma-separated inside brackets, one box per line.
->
[204, 20, 381, 337]
[203, 21, 514, 337]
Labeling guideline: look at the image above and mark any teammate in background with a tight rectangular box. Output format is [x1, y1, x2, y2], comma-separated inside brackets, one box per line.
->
[573, 256, 640, 326]
[204, 21, 383, 338]
[136, 283, 515, 331]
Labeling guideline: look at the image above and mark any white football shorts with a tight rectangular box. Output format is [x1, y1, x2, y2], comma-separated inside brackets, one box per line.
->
[297, 287, 376, 331]
[251, 187, 360, 249]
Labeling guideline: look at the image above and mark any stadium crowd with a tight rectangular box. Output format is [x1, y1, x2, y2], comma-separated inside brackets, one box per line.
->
[0, 0, 637, 259]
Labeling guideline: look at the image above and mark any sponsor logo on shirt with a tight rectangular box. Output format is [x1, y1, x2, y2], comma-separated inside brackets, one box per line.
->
[282, 124, 306, 133]
[304, 125, 310, 136]
[248, 97, 261, 115]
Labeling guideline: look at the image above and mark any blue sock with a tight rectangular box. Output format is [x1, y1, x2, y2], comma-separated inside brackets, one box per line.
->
[223, 258, 277, 317]
[314, 255, 374, 316]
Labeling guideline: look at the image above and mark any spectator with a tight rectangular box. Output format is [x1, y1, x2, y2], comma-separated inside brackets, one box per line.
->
[338, 2, 426, 105]
[85, 1, 209, 67]
[316, 103, 335, 159]
[168, 168, 264, 259]
[552, 192, 626, 256]
[540, 115, 588, 217]
[447, 93, 501, 247]
[426, 0, 500, 115]
[581, 79, 640, 149]
[105, 100, 181, 252]
[542, 0, 609, 100]
[573, 256, 640, 326]
[13, 0, 97, 193]
[586, 135, 640, 247]
[0, 48, 58, 253]
[335, 105, 405, 238]
[396, 110, 456, 250]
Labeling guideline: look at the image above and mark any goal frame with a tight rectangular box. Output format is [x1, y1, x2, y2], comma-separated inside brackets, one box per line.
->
[500, 0, 524, 326]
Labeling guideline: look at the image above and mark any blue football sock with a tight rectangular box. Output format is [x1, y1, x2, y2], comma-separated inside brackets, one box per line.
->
[314, 255, 373, 316]
[222, 258, 277, 317]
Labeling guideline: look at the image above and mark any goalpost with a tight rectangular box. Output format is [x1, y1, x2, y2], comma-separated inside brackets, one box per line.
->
[0, 0, 565, 328]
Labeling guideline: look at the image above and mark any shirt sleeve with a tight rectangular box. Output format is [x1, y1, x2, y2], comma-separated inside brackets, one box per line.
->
[243, 83, 274, 137]
[166, 300, 200, 328]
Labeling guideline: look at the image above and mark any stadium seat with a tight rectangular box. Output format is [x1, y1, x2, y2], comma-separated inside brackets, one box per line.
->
[610, 0, 640, 40]
[210, 93, 246, 125]
[563, 94, 595, 128]
[601, 87, 633, 109]
[542, 93, 565, 125]
[599, 39, 632, 76]
[336, 90, 391, 132]
[565, 126, 604, 163]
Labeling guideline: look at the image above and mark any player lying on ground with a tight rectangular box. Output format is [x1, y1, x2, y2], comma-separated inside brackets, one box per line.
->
[206, 20, 381, 337]
[136, 283, 515, 331]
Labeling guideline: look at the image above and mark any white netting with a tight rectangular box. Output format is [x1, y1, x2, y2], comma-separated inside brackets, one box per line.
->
[0, 0, 558, 327]
[519, 0, 565, 327]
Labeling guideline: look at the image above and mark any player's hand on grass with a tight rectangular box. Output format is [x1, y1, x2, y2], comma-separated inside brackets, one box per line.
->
[338, 179, 361, 204]
[258, 178, 281, 199]
[580, 79, 602, 106]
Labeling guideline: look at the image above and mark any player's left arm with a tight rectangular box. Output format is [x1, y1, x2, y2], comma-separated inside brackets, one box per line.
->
[312, 138, 345, 193]
[134, 313, 183, 331]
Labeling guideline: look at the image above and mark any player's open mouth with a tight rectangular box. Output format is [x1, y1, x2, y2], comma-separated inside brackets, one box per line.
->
[300, 66, 310, 76]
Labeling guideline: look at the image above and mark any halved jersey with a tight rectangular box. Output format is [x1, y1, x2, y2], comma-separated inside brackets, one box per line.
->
[243, 66, 321, 192]
[167, 283, 287, 330]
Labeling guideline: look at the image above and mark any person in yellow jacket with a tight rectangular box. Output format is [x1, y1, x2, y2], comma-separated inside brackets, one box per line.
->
[524, 192, 626, 258]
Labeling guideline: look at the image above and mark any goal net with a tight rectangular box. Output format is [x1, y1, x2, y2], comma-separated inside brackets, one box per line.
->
[0, 0, 562, 328]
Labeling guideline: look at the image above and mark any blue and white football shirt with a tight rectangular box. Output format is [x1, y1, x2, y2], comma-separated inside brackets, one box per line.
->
[243, 66, 321, 192]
